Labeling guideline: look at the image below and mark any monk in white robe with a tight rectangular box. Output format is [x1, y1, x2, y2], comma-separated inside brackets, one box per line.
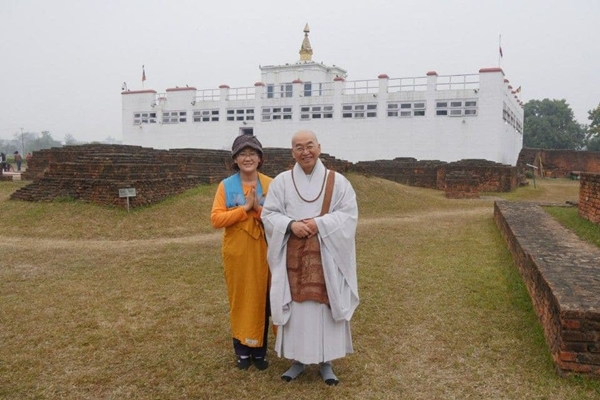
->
[262, 130, 359, 385]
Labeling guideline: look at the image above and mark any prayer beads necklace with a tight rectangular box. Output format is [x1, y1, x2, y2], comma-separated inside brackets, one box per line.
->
[291, 168, 327, 203]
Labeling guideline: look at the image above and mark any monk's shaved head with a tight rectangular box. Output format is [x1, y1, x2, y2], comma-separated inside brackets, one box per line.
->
[291, 130, 319, 146]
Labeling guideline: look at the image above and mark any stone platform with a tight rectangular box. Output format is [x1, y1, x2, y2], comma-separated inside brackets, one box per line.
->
[494, 201, 600, 377]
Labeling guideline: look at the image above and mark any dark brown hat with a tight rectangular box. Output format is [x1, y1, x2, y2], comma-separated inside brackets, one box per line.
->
[231, 134, 263, 158]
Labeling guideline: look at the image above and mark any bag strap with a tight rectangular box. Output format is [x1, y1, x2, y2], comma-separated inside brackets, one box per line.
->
[319, 170, 336, 216]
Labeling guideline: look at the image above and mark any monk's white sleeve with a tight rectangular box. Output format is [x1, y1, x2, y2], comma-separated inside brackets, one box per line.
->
[261, 175, 294, 326]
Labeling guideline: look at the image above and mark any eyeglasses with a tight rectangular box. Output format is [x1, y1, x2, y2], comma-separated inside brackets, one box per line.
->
[237, 151, 259, 159]
[293, 144, 316, 154]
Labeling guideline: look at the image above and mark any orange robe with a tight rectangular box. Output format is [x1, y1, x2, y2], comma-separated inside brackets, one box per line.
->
[211, 173, 272, 348]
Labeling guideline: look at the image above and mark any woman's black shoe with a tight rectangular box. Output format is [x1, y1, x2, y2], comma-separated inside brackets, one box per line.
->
[251, 356, 269, 370]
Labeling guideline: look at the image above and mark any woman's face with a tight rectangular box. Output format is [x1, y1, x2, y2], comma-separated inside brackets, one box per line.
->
[235, 146, 262, 173]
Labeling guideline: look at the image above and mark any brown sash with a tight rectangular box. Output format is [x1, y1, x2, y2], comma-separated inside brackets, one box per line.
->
[287, 170, 335, 305]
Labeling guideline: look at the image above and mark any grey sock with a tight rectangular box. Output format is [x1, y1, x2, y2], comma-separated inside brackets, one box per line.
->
[281, 361, 305, 382]
[320, 362, 339, 385]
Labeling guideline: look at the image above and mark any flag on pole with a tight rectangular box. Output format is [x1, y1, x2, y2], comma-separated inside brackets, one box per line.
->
[142, 65, 146, 82]
[498, 34, 503, 67]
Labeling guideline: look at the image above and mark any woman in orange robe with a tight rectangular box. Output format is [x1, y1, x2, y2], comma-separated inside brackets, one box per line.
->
[211, 134, 272, 370]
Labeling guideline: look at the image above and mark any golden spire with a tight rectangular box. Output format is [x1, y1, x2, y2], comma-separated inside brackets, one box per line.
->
[299, 23, 313, 61]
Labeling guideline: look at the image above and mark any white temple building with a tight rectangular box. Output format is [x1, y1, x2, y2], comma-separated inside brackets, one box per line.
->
[122, 24, 524, 165]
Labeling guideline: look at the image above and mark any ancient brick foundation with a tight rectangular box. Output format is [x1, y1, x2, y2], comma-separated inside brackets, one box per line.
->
[444, 171, 480, 199]
[11, 144, 520, 208]
[353, 158, 516, 194]
[495, 201, 600, 377]
[518, 148, 600, 179]
[11, 142, 525, 208]
[11, 144, 351, 208]
[579, 173, 600, 224]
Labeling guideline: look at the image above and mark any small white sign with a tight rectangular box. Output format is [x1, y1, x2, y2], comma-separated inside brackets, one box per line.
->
[119, 188, 137, 197]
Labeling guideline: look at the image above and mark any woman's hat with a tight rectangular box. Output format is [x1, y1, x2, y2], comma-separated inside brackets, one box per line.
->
[231, 134, 263, 158]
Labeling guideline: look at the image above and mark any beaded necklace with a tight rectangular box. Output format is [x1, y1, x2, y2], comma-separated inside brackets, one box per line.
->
[291, 167, 327, 203]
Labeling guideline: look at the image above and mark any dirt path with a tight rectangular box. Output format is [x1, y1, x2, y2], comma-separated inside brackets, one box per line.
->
[0, 232, 223, 251]
[358, 207, 491, 226]
[0, 207, 492, 251]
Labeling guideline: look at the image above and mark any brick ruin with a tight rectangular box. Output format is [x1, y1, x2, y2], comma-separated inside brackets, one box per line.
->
[444, 171, 480, 199]
[579, 173, 600, 224]
[352, 158, 445, 189]
[10, 144, 351, 208]
[518, 148, 600, 179]
[8, 144, 522, 208]
[11, 145, 600, 208]
[495, 201, 600, 377]
[353, 157, 517, 193]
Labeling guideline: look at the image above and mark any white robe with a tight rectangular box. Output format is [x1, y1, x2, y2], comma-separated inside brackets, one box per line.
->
[262, 159, 359, 364]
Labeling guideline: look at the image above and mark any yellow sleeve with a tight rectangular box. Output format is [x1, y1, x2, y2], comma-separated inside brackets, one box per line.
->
[253, 205, 263, 221]
[210, 182, 249, 229]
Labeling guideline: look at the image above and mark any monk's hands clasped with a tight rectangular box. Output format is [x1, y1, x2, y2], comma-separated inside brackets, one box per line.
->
[291, 219, 318, 238]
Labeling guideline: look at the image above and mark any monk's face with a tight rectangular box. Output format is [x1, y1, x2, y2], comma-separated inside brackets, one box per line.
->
[292, 131, 321, 174]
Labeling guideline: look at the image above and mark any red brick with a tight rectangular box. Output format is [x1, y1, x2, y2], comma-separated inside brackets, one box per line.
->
[561, 319, 581, 330]
[559, 351, 577, 362]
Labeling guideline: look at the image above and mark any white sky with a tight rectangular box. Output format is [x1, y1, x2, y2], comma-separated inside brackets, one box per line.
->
[1, 0, 598, 143]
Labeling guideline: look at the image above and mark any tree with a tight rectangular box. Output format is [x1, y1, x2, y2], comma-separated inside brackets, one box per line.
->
[11, 130, 37, 154]
[586, 104, 600, 151]
[523, 99, 586, 150]
[64, 133, 81, 145]
[31, 131, 62, 151]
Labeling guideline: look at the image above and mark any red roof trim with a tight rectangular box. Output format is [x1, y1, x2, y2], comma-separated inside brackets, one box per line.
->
[426, 71, 438, 76]
[479, 67, 505, 74]
[166, 87, 197, 92]
[121, 90, 157, 95]
[378, 73, 389, 79]
[254, 82, 265, 87]
[219, 84, 230, 89]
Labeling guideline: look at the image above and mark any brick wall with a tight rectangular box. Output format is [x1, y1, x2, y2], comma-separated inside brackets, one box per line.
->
[518, 148, 600, 178]
[12, 144, 519, 207]
[579, 173, 600, 224]
[495, 201, 600, 377]
[11, 144, 352, 208]
[13, 143, 523, 207]
[353, 158, 516, 194]
[352, 158, 443, 189]
[444, 171, 480, 199]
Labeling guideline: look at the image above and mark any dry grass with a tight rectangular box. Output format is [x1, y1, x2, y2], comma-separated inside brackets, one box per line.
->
[483, 177, 580, 204]
[0, 175, 598, 399]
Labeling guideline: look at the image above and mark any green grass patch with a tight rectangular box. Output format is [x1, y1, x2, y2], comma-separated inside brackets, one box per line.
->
[545, 206, 600, 248]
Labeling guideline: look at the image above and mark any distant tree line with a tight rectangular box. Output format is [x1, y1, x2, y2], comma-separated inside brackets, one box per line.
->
[524, 99, 600, 151]
[0, 131, 121, 158]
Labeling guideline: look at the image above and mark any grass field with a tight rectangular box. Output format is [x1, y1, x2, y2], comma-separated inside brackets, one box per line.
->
[1, 175, 598, 399]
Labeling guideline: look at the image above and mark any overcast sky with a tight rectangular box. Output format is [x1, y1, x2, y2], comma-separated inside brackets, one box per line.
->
[1, 0, 598, 143]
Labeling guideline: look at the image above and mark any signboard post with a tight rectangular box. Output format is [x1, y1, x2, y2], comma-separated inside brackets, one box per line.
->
[526, 164, 538, 189]
[119, 188, 137, 212]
